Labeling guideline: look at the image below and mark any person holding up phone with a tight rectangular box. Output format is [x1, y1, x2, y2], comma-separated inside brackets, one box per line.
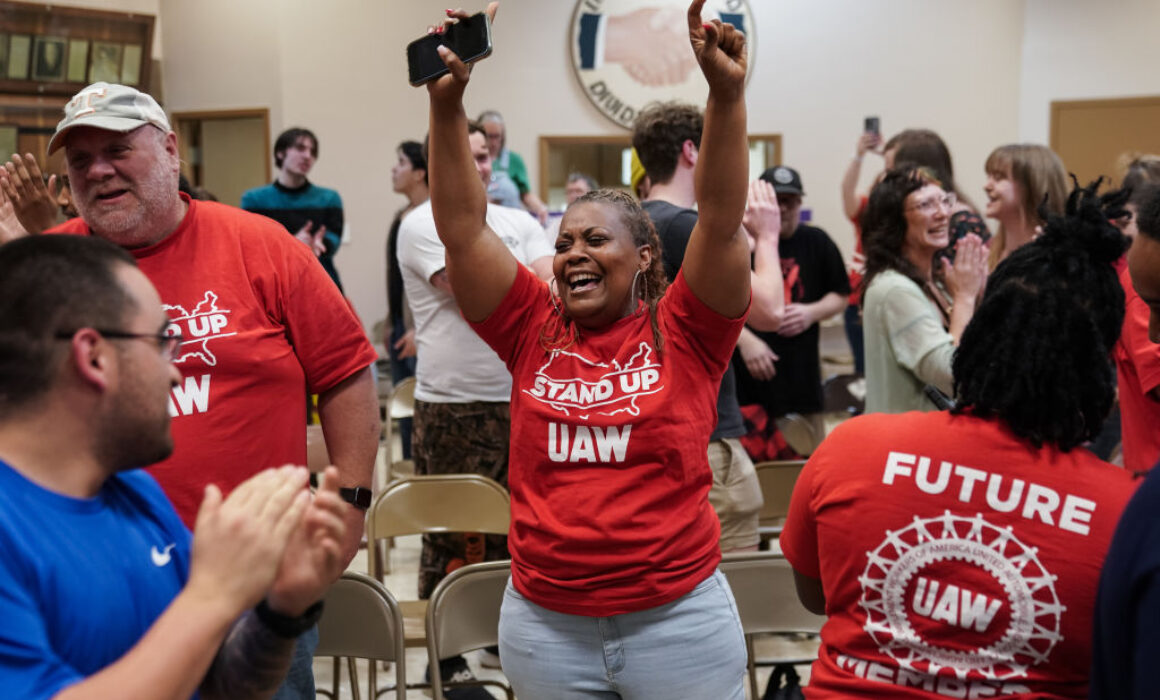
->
[419, 2, 750, 696]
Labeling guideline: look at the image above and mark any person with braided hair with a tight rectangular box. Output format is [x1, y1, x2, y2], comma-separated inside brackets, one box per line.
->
[782, 180, 1136, 698]
[860, 166, 988, 413]
[419, 1, 751, 696]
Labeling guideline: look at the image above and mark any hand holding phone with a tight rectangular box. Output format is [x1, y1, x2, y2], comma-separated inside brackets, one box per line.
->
[864, 116, 880, 137]
[408, 11, 493, 86]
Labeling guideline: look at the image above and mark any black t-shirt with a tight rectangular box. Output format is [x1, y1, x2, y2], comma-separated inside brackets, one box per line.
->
[734, 223, 850, 416]
[642, 199, 745, 440]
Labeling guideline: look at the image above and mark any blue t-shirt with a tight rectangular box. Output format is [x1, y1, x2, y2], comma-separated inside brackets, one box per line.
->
[0, 460, 192, 699]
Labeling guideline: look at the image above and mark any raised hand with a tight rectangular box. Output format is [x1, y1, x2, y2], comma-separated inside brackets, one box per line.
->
[0, 186, 30, 243]
[857, 131, 882, 157]
[426, 3, 499, 103]
[942, 233, 988, 303]
[1, 154, 62, 234]
[687, 0, 747, 101]
[743, 179, 782, 242]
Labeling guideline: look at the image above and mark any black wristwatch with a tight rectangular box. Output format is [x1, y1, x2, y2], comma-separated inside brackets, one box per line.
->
[254, 599, 324, 638]
[339, 486, 372, 511]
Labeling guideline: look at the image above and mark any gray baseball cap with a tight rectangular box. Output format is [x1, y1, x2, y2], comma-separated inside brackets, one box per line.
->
[48, 82, 171, 155]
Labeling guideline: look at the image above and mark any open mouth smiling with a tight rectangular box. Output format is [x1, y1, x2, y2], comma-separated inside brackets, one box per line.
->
[567, 271, 602, 293]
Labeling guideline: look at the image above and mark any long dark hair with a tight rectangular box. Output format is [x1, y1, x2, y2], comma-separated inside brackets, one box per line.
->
[859, 166, 940, 304]
[951, 179, 1129, 450]
[540, 189, 669, 354]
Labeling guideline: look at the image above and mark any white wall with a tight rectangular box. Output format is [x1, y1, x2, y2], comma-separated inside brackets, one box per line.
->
[78, 0, 1160, 346]
[1019, 0, 1160, 144]
[146, 0, 1036, 345]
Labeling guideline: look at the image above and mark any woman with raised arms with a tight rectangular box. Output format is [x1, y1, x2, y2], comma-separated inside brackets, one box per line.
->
[420, 1, 751, 697]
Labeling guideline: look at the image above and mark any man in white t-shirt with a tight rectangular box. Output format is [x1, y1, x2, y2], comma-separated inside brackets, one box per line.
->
[396, 120, 551, 693]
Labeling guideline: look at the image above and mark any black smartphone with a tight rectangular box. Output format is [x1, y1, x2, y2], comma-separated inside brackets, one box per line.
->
[864, 116, 880, 136]
[407, 12, 493, 86]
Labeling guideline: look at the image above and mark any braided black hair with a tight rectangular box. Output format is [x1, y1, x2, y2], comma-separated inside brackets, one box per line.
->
[951, 178, 1130, 450]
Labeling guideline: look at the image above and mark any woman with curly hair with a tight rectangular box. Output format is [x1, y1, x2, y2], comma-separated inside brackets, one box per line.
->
[860, 166, 988, 413]
[419, 1, 752, 696]
[783, 180, 1136, 699]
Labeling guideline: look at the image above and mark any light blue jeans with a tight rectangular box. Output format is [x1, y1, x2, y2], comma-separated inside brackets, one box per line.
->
[498, 570, 746, 699]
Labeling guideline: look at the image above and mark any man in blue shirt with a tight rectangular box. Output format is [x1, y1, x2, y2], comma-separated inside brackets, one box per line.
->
[0, 234, 348, 700]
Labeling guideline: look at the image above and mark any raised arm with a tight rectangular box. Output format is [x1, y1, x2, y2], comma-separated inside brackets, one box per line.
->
[679, 0, 751, 319]
[841, 133, 879, 220]
[743, 178, 784, 331]
[424, 3, 518, 322]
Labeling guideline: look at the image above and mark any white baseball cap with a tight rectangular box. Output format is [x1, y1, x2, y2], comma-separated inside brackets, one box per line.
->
[48, 82, 171, 155]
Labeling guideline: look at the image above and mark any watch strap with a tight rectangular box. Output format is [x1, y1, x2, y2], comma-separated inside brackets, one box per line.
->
[339, 486, 372, 510]
[254, 598, 324, 639]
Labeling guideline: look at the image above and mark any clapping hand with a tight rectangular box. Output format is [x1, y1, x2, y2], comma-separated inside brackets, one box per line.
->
[1, 154, 62, 235]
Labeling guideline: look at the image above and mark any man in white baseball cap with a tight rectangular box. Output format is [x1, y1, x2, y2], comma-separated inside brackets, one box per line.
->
[46, 81, 171, 155]
[46, 82, 381, 700]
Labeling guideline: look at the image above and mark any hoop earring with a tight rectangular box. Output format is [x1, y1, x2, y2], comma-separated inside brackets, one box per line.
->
[632, 269, 644, 313]
[549, 277, 563, 317]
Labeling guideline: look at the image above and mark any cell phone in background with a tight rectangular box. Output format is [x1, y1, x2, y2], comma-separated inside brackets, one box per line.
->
[407, 12, 493, 86]
[864, 116, 880, 136]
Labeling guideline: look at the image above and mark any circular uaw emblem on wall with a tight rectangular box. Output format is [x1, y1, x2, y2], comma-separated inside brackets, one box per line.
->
[569, 0, 756, 129]
[859, 512, 1064, 682]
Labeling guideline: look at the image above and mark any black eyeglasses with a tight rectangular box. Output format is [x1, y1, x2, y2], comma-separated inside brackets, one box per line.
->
[54, 328, 184, 362]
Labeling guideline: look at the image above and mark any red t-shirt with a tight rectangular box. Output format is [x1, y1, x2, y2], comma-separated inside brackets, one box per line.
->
[471, 265, 746, 616]
[781, 411, 1135, 699]
[1114, 264, 1160, 474]
[52, 197, 378, 524]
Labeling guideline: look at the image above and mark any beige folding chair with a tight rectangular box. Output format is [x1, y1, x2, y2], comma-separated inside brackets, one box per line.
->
[381, 376, 416, 473]
[719, 551, 825, 699]
[754, 459, 806, 543]
[774, 413, 822, 456]
[314, 571, 406, 700]
[426, 560, 515, 700]
[365, 474, 511, 693]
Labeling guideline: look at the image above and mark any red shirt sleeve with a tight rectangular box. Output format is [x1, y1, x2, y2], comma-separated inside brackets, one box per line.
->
[1120, 278, 1160, 395]
[781, 451, 821, 579]
[470, 263, 550, 368]
[659, 270, 749, 376]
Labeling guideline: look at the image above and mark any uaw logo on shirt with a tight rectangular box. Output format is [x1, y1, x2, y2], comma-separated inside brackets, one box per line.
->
[569, 0, 756, 129]
[525, 341, 662, 419]
[854, 511, 1063, 696]
[163, 290, 236, 417]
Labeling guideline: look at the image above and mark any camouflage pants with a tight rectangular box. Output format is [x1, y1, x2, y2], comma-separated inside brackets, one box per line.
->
[413, 399, 511, 599]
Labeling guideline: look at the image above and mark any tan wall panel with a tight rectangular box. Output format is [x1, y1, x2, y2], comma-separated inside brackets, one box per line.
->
[200, 117, 268, 207]
[1051, 97, 1160, 186]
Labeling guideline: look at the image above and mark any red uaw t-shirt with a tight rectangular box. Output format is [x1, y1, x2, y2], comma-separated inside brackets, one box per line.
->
[1114, 263, 1160, 474]
[471, 264, 746, 616]
[52, 197, 378, 524]
[781, 411, 1136, 699]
